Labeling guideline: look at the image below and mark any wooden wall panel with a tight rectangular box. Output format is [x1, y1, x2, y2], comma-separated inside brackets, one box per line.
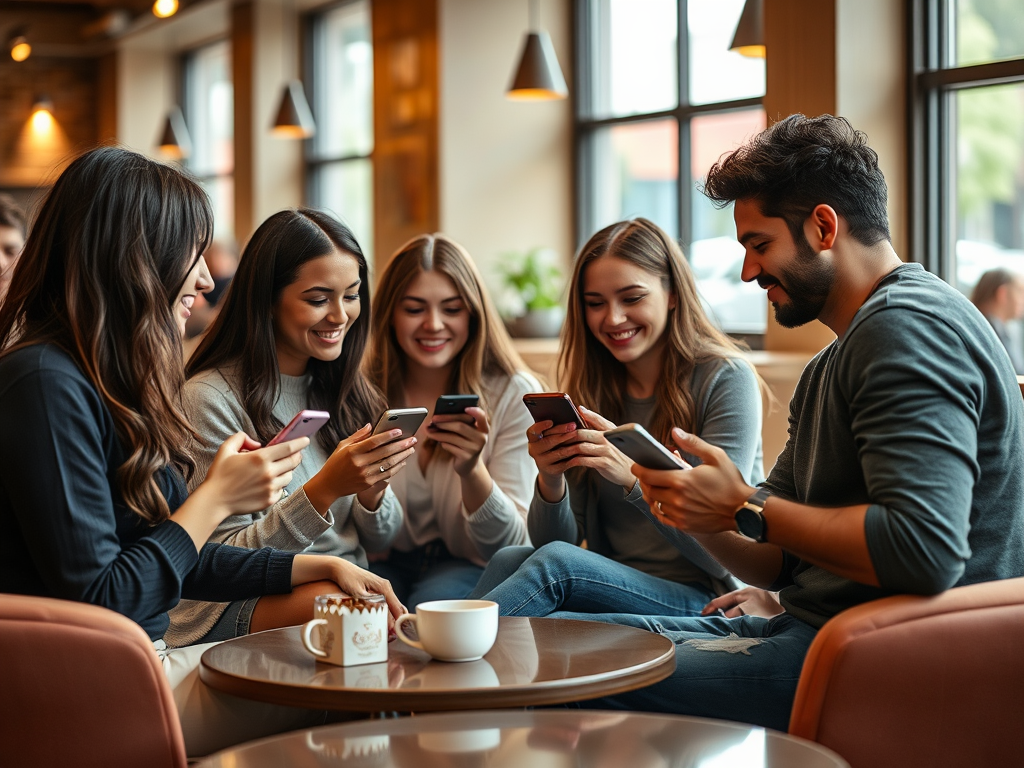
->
[232, 0, 256, 242]
[371, 0, 439, 272]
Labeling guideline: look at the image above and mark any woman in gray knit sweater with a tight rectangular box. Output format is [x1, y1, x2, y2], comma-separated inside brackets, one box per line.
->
[166, 209, 414, 646]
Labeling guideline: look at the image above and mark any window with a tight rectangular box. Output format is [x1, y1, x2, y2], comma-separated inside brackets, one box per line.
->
[307, 0, 374, 259]
[910, 0, 1024, 296]
[182, 40, 234, 240]
[576, 0, 767, 334]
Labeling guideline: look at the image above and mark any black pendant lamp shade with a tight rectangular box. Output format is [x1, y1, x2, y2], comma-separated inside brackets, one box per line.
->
[158, 106, 191, 160]
[730, 0, 765, 58]
[507, 31, 568, 100]
[271, 80, 316, 138]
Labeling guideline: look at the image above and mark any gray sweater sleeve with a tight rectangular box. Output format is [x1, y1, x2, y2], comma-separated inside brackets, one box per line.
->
[182, 378, 333, 551]
[349, 488, 403, 553]
[689, 358, 764, 485]
[841, 310, 978, 595]
[526, 480, 586, 546]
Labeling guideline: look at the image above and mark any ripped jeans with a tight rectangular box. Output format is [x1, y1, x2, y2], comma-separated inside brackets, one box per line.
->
[566, 612, 819, 732]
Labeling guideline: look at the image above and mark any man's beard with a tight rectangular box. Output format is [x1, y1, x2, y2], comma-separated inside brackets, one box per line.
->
[759, 235, 835, 328]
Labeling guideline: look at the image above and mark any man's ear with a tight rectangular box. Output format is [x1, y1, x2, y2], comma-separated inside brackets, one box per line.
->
[805, 204, 839, 250]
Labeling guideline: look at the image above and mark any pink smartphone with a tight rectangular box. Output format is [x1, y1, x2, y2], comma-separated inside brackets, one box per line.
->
[267, 410, 331, 446]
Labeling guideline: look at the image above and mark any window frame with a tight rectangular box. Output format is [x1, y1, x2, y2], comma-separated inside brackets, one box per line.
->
[908, 0, 1024, 279]
[180, 38, 234, 196]
[573, 0, 765, 337]
[304, 0, 374, 211]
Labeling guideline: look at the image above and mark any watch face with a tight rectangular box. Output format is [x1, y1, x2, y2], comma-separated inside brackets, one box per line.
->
[735, 507, 764, 541]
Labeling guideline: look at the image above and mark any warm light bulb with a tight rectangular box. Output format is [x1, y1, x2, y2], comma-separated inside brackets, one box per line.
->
[733, 44, 766, 58]
[31, 108, 54, 134]
[152, 0, 179, 18]
[10, 37, 31, 62]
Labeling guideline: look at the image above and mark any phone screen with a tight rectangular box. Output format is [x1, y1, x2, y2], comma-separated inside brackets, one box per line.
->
[522, 393, 586, 429]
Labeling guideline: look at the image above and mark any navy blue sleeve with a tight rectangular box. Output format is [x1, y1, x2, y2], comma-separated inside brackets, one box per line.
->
[182, 543, 296, 601]
[0, 363, 200, 623]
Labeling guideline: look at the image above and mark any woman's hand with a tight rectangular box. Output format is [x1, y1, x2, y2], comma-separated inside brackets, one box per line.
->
[526, 419, 580, 502]
[565, 406, 637, 491]
[701, 587, 784, 618]
[204, 432, 307, 517]
[292, 553, 407, 633]
[305, 425, 416, 515]
[428, 406, 489, 476]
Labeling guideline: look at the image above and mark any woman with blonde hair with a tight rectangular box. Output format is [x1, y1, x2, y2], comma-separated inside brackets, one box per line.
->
[366, 233, 539, 606]
[472, 217, 765, 619]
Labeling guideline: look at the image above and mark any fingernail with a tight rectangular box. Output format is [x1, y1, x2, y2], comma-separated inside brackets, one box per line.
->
[567, 423, 576, 431]
[411, 437, 418, 444]
[673, 427, 688, 438]
[390, 429, 402, 437]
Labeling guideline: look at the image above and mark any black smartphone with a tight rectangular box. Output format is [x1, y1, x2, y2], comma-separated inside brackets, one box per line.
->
[434, 394, 480, 415]
[522, 392, 586, 429]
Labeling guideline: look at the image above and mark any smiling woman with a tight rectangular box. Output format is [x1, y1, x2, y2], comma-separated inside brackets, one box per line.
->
[165, 208, 413, 649]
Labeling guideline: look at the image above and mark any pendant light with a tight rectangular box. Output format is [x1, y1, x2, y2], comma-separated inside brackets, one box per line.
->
[157, 106, 192, 160]
[506, 0, 567, 101]
[730, 0, 765, 58]
[270, 0, 316, 138]
[8, 29, 31, 62]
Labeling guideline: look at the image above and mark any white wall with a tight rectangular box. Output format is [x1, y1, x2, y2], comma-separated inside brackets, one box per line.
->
[836, 0, 906, 259]
[439, 0, 574, 295]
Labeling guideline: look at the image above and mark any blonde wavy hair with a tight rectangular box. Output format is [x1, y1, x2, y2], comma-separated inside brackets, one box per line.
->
[366, 234, 531, 418]
[559, 218, 764, 444]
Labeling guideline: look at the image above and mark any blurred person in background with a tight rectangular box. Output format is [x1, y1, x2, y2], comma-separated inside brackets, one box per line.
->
[971, 268, 1024, 374]
[0, 194, 27, 305]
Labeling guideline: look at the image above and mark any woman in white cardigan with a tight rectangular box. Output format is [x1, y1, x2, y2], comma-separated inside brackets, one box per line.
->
[366, 234, 539, 607]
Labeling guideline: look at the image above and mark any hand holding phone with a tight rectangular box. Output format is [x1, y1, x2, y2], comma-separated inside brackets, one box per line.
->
[372, 407, 429, 442]
[267, 410, 331, 446]
[604, 423, 690, 471]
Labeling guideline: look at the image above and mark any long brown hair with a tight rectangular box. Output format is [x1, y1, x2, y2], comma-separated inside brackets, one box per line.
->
[0, 146, 211, 524]
[366, 233, 530, 415]
[559, 218, 762, 444]
[188, 209, 385, 453]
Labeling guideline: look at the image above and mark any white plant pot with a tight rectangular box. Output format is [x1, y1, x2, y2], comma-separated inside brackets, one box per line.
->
[506, 307, 564, 338]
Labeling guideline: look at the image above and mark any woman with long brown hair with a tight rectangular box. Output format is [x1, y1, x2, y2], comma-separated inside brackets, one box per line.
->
[0, 147, 402, 756]
[365, 234, 539, 606]
[471, 217, 764, 619]
[166, 209, 414, 647]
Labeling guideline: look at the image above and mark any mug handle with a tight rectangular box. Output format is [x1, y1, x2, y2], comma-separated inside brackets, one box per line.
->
[394, 613, 423, 650]
[301, 618, 328, 658]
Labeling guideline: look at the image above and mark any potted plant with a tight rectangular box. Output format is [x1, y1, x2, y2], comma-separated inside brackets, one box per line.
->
[498, 247, 565, 338]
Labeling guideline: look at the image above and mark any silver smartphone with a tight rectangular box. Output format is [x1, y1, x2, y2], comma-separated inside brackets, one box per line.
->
[372, 407, 429, 443]
[604, 423, 689, 470]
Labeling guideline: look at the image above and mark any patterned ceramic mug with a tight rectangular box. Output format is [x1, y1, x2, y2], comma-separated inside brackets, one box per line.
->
[301, 593, 388, 666]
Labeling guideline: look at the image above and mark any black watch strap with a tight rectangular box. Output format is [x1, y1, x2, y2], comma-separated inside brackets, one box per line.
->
[735, 487, 771, 542]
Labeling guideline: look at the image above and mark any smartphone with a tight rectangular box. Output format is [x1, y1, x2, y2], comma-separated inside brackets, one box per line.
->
[267, 409, 331, 446]
[522, 392, 586, 430]
[604, 423, 689, 470]
[372, 407, 429, 442]
[434, 394, 480, 415]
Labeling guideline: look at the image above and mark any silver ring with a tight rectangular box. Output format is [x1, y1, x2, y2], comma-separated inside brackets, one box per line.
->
[379, 464, 387, 473]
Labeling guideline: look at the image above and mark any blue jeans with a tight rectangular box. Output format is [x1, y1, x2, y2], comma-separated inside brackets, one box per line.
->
[471, 541, 715, 618]
[370, 542, 484, 609]
[567, 612, 819, 732]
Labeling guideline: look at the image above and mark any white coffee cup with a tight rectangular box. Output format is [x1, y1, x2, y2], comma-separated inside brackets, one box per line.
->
[394, 599, 498, 662]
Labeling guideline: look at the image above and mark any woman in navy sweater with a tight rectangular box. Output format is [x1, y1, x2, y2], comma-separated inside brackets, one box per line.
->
[0, 147, 403, 756]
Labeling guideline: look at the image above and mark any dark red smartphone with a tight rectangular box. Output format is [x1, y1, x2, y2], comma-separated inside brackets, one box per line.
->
[522, 392, 587, 430]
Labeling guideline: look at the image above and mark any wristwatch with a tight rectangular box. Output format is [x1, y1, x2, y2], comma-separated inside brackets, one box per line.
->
[735, 487, 771, 542]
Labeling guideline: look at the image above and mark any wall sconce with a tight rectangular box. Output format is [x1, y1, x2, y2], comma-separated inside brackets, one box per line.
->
[157, 106, 192, 160]
[31, 97, 55, 133]
[730, 0, 765, 58]
[271, 80, 316, 138]
[152, 0, 179, 19]
[506, 0, 567, 101]
[8, 30, 31, 62]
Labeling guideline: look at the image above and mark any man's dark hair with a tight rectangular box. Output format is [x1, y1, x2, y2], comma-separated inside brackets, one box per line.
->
[701, 113, 890, 247]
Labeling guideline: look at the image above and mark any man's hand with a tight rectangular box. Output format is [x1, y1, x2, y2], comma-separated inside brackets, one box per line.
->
[702, 587, 784, 618]
[633, 427, 752, 534]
